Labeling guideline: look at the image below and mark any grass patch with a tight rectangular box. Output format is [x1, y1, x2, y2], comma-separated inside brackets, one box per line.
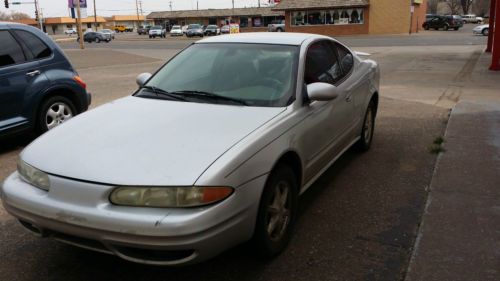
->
[429, 136, 446, 154]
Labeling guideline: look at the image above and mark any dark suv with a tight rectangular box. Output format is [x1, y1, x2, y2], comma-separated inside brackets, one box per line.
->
[423, 15, 463, 31]
[0, 23, 90, 137]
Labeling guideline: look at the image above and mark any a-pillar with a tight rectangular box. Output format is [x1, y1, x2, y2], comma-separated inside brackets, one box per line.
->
[491, 0, 500, 70]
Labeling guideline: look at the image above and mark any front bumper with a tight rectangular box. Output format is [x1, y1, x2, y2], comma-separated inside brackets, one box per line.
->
[1, 172, 265, 265]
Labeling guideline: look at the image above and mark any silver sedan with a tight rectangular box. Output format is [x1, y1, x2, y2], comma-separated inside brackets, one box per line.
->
[1, 33, 380, 266]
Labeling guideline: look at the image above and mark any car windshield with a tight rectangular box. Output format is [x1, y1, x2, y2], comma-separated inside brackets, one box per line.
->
[151, 26, 162, 30]
[207, 25, 217, 28]
[188, 24, 201, 29]
[172, 26, 181, 29]
[101, 29, 111, 33]
[137, 43, 299, 107]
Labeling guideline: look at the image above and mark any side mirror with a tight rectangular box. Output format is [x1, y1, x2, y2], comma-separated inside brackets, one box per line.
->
[136, 72, 152, 87]
[307, 82, 339, 101]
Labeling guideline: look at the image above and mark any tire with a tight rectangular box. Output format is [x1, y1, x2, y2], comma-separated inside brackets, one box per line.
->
[95, 37, 100, 43]
[454, 27, 459, 31]
[483, 28, 489, 36]
[277, 28, 283, 32]
[149, 35, 152, 38]
[253, 164, 298, 258]
[36, 96, 77, 134]
[355, 100, 376, 151]
[424, 25, 429, 30]
[443, 24, 449, 31]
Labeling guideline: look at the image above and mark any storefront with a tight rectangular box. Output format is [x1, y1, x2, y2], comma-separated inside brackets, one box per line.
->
[147, 7, 284, 31]
[273, 0, 369, 36]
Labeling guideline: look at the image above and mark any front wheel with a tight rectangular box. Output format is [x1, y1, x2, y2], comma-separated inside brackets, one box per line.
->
[355, 100, 376, 151]
[424, 25, 429, 30]
[253, 165, 298, 258]
[454, 27, 459, 31]
[443, 24, 449, 31]
[37, 96, 76, 134]
[483, 28, 489, 36]
[95, 37, 100, 43]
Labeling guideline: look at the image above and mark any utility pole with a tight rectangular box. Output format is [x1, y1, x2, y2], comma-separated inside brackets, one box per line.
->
[139, 0, 143, 16]
[34, 0, 43, 31]
[135, 0, 140, 31]
[197, 1, 198, 10]
[169, 1, 172, 11]
[258, 0, 260, 8]
[93, 0, 97, 31]
[76, 0, 84, 49]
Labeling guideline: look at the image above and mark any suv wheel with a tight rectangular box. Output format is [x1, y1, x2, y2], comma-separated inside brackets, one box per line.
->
[37, 96, 76, 134]
[443, 24, 449, 31]
[94, 37, 100, 43]
[424, 24, 429, 30]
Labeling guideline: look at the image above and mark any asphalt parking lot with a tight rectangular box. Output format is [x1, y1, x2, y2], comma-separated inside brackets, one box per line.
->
[0, 24, 487, 280]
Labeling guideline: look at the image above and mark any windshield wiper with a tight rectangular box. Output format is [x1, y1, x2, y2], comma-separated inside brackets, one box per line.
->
[140, 86, 186, 101]
[169, 90, 248, 106]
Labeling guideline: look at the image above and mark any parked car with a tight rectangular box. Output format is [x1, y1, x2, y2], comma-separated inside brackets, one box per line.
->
[1, 33, 379, 266]
[181, 25, 189, 35]
[473, 24, 489, 36]
[77, 31, 110, 43]
[186, 24, 204, 37]
[204, 24, 220, 36]
[99, 29, 115, 40]
[64, 28, 77, 35]
[221, 25, 230, 34]
[268, 20, 285, 32]
[149, 25, 166, 38]
[422, 15, 463, 31]
[0, 22, 90, 137]
[170, 25, 183, 36]
[462, 14, 483, 24]
[113, 25, 126, 33]
[137, 25, 151, 35]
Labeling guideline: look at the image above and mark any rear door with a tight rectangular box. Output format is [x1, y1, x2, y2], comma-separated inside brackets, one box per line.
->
[0, 29, 48, 132]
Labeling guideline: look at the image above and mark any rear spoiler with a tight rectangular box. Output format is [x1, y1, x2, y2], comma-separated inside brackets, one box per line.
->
[355, 51, 371, 56]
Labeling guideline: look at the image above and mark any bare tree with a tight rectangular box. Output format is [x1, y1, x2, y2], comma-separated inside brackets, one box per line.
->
[472, 0, 490, 16]
[0, 11, 31, 21]
[443, 0, 463, 14]
[428, 0, 440, 14]
[460, 0, 473, 14]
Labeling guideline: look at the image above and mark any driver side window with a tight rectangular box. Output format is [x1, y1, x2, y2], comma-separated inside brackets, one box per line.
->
[304, 41, 342, 85]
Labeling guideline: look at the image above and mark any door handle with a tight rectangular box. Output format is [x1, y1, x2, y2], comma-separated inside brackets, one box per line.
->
[26, 70, 41, 77]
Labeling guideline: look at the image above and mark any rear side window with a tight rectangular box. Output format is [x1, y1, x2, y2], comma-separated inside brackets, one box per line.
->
[335, 43, 354, 75]
[0, 31, 26, 67]
[13, 30, 52, 60]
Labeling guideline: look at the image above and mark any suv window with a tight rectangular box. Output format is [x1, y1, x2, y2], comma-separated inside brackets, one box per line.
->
[304, 41, 342, 85]
[335, 43, 354, 76]
[13, 30, 52, 60]
[0, 31, 26, 67]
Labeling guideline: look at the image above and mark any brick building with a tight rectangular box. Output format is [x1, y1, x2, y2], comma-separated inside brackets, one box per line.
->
[273, 0, 427, 36]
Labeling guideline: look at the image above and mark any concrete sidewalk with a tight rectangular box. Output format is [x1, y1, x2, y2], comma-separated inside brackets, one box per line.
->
[406, 52, 500, 280]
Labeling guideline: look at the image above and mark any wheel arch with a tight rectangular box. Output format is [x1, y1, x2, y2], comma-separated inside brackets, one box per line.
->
[36, 86, 84, 119]
[270, 150, 303, 188]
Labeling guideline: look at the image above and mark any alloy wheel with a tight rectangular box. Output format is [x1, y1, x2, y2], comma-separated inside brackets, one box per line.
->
[46, 102, 73, 130]
[266, 181, 291, 242]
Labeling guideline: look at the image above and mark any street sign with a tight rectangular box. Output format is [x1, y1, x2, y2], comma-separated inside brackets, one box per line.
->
[68, 0, 86, 8]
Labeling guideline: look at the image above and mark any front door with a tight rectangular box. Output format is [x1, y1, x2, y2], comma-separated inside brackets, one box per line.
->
[300, 40, 354, 184]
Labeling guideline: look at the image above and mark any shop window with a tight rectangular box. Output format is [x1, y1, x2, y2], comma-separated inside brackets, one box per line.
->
[292, 9, 364, 26]
[253, 17, 262, 27]
[240, 17, 248, 28]
[208, 18, 217, 25]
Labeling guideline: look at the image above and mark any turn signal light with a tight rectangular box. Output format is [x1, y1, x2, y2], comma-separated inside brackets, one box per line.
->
[73, 76, 87, 89]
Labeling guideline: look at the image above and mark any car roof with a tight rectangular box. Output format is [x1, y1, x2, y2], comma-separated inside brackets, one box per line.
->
[197, 32, 330, 46]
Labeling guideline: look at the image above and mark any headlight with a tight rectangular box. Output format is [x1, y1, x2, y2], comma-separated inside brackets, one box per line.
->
[17, 160, 50, 191]
[109, 186, 233, 208]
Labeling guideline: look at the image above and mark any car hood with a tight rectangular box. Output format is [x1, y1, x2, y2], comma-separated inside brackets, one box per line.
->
[22, 96, 285, 186]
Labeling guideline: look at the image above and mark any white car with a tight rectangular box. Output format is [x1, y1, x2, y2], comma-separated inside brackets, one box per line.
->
[473, 24, 489, 36]
[462, 14, 483, 24]
[148, 25, 166, 38]
[64, 28, 77, 35]
[170, 25, 183, 36]
[1, 33, 380, 266]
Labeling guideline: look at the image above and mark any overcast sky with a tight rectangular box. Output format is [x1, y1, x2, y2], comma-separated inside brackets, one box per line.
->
[3, 0, 273, 18]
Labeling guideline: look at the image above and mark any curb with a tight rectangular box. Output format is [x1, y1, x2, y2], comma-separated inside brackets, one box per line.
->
[54, 38, 76, 43]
